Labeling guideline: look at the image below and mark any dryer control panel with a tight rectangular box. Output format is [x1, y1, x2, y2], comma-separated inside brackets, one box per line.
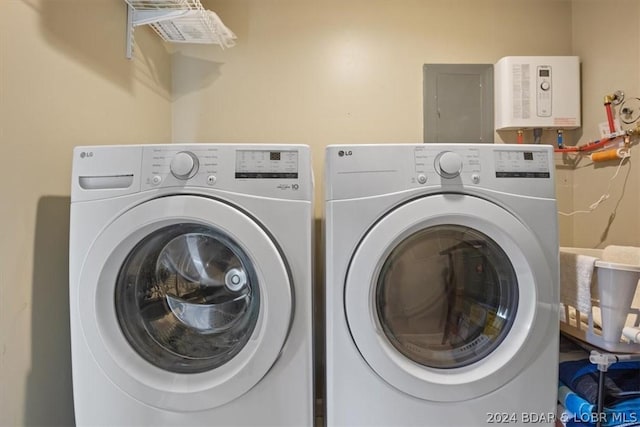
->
[494, 149, 550, 178]
[414, 147, 481, 184]
[325, 144, 555, 201]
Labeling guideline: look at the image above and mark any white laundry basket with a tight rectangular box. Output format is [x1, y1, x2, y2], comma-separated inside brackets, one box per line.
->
[560, 246, 640, 352]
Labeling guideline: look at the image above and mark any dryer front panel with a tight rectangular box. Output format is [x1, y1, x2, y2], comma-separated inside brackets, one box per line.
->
[345, 194, 556, 402]
[376, 224, 519, 370]
[76, 195, 293, 412]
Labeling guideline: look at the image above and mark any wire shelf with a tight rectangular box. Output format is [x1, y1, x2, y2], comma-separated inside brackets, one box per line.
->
[124, 0, 236, 58]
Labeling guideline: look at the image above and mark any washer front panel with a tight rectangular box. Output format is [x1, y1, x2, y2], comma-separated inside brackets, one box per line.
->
[115, 223, 261, 375]
[77, 196, 292, 411]
[345, 194, 554, 402]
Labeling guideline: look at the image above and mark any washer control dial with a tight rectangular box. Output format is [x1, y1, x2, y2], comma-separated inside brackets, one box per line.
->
[438, 151, 463, 178]
[170, 151, 199, 179]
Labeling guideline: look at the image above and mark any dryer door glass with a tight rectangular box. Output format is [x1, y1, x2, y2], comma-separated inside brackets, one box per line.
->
[376, 224, 518, 369]
[115, 223, 260, 374]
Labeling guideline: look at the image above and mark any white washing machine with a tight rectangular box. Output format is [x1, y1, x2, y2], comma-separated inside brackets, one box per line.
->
[324, 144, 559, 426]
[69, 144, 314, 426]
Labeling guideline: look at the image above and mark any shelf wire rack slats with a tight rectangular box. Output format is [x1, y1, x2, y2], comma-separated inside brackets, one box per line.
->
[124, 0, 236, 58]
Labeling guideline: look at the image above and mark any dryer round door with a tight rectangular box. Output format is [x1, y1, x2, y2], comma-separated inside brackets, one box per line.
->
[77, 195, 292, 411]
[345, 194, 556, 402]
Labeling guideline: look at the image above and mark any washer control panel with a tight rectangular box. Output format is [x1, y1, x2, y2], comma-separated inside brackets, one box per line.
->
[142, 146, 219, 189]
[138, 145, 309, 199]
[235, 149, 298, 179]
[72, 144, 312, 202]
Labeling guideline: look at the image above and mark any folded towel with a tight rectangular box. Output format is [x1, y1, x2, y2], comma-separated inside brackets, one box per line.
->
[561, 251, 598, 314]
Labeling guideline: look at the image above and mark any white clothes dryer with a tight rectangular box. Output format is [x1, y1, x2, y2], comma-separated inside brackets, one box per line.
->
[324, 144, 559, 426]
[70, 144, 314, 426]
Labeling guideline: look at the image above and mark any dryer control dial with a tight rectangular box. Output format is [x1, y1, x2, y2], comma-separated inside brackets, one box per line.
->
[437, 151, 463, 178]
[170, 151, 199, 179]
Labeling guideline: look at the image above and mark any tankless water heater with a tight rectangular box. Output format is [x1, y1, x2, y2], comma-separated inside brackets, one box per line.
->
[494, 56, 581, 131]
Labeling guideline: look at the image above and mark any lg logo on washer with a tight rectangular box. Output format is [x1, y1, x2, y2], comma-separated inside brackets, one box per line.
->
[338, 150, 353, 157]
[79, 151, 94, 159]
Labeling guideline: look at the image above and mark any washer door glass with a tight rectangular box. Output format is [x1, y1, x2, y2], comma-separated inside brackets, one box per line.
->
[376, 224, 518, 369]
[115, 223, 260, 374]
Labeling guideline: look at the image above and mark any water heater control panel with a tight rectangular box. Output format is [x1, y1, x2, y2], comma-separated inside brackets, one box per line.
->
[536, 65, 552, 117]
[495, 56, 580, 130]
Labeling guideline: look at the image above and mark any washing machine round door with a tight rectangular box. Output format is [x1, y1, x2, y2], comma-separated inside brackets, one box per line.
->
[345, 194, 556, 402]
[77, 195, 292, 411]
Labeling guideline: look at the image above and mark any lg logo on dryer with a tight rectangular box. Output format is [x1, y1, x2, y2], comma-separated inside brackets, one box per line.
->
[79, 151, 94, 159]
[338, 150, 353, 157]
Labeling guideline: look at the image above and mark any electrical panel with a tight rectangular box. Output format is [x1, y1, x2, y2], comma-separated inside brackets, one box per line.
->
[494, 56, 581, 131]
[423, 64, 494, 143]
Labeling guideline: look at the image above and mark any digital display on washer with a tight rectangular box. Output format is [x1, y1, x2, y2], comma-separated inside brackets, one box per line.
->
[235, 150, 298, 179]
[494, 150, 550, 178]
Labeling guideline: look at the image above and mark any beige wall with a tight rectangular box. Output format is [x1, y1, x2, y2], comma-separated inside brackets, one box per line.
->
[0, 1, 172, 425]
[569, 0, 640, 248]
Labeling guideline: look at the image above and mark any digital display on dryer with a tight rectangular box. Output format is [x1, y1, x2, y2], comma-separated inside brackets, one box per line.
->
[494, 150, 550, 178]
[235, 150, 298, 179]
